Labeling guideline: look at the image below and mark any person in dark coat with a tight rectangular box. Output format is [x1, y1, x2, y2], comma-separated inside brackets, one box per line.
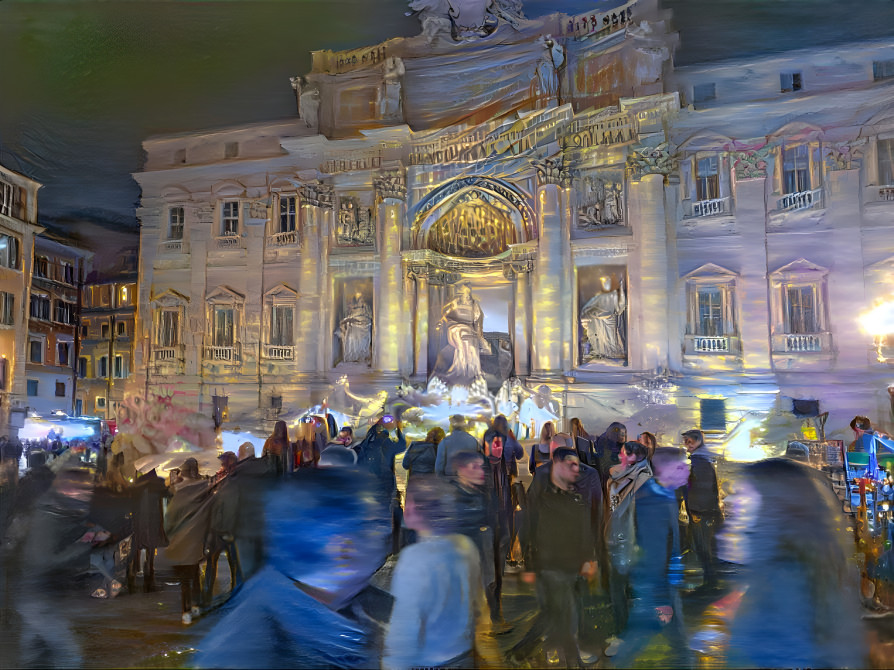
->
[483, 415, 524, 480]
[595, 421, 627, 484]
[528, 421, 555, 475]
[510, 445, 602, 666]
[681, 429, 721, 588]
[451, 450, 503, 623]
[402, 426, 445, 479]
[262, 420, 290, 476]
[129, 468, 168, 592]
[355, 415, 406, 554]
[570, 417, 596, 467]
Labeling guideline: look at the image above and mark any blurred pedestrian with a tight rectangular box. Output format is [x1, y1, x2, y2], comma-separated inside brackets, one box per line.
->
[451, 451, 503, 624]
[356, 414, 406, 553]
[723, 459, 866, 668]
[402, 426, 446, 479]
[483, 415, 524, 481]
[637, 431, 658, 460]
[570, 417, 595, 467]
[383, 476, 484, 670]
[608, 447, 692, 667]
[595, 421, 627, 484]
[262, 420, 290, 476]
[436, 414, 480, 476]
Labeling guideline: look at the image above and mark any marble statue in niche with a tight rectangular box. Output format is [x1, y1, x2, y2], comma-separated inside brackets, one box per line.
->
[337, 197, 375, 247]
[434, 283, 491, 384]
[577, 177, 624, 229]
[336, 292, 373, 364]
[580, 275, 627, 361]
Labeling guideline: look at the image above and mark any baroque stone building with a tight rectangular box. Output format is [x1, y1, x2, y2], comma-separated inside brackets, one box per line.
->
[133, 0, 894, 446]
[0, 164, 42, 438]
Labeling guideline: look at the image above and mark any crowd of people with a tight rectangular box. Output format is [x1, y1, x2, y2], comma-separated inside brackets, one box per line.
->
[0, 408, 871, 669]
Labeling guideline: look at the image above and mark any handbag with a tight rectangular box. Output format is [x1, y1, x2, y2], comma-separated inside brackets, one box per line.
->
[679, 499, 689, 525]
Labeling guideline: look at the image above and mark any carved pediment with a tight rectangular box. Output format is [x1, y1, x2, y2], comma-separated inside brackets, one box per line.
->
[769, 121, 824, 143]
[264, 283, 298, 302]
[677, 131, 734, 153]
[771, 258, 829, 280]
[206, 285, 245, 305]
[150, 289, 189, 308]
[161, 185, 191, 201]
[211, 180, 246, 197]
[683, 262, 738, 280]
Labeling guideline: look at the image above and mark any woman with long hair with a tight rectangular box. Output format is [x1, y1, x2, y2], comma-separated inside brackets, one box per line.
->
[570, 417, 595, 466]
[528, 421, 556, 474]
[262, 420, 290, 475]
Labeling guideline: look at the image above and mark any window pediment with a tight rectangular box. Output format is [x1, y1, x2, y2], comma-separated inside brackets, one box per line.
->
[212, 180, 246, 197]
[678, 131, 733, 153]
[771, 258, 829, 283]
[684, 263, 738, 282]
[769, 121, 824, 144]
[162, 185, 191, 201]
[269, 176, 300, 192]
[150, 289, 189, 308]
[206, 285, 245, 305]
[264, 283, 298, 302]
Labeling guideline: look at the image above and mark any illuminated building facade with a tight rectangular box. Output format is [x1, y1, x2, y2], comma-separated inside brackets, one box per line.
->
[0, 164, 42, 438]
[133, 0, 894, 444]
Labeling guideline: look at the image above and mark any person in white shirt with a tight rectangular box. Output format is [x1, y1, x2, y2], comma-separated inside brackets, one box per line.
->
[383, 476, 485, 670]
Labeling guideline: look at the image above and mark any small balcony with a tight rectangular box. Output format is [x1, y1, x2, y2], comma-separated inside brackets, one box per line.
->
[153, 346, 183, 362]
[692, 336, 729, 353]
[880, 186, 894, 202]
[204, 343, 241, 364]
[772, 331, 832, 353]
[267, 230, 298, 247]
[158, 239, 187, 255]
[264, 344, 294, 360]
[690, 197, 730, 218]
[777, 188, 822, 213]
[215, 233, 243, 250]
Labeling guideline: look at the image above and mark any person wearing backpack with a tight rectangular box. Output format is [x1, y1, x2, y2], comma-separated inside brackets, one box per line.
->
[402, 426, 445, 479]
[607, 447, 692, 667]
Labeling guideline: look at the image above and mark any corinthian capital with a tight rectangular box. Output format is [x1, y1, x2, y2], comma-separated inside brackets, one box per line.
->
[730, 145, 773, 180]
[626, 142, 677, 180]
[374, 170, 406, 201]
[532, 157, 572, 187]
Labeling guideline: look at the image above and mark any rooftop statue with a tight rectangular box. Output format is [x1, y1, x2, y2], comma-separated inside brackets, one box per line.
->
[407, 0, 524, 42]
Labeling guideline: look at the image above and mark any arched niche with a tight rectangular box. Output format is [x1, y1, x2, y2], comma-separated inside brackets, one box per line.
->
[410, 176, 535, 258]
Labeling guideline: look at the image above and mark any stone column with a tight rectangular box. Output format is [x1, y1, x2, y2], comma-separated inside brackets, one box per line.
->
[507, 261, 532, 376]
[627, 173, 670, 372]
[373, 170, 406, 374]
[530, 158, 573, 376]
[411, 270, 430, 378]
[825, 153, 868, 372]
[730, 151, 773, 372]
[296, 184, 333, 373]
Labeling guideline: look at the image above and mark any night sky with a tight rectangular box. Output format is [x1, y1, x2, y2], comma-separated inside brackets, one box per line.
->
[1, 0, 893, 231]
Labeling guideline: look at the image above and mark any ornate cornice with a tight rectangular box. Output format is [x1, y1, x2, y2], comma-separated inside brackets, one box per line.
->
[374, 170, 407, 201]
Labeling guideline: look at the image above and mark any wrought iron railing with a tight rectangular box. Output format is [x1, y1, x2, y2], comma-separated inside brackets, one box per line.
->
[778, 187, 822, 212]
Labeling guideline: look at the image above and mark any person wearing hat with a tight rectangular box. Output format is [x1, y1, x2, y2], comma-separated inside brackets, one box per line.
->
[681, 429, 721, 590]
[435, 414, 481, 477]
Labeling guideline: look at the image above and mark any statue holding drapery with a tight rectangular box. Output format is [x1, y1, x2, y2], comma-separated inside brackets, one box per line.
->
[581, 276, 627, 360]
[436, 283, 491, 383]
[336, 293, 372, 364]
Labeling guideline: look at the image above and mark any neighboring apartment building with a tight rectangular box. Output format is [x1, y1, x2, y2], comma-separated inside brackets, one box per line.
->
[25, 230, 92, 417]
[131, 0, 894, 445]
[0, 163, 43, 439]
[77, 247, 138, 420]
